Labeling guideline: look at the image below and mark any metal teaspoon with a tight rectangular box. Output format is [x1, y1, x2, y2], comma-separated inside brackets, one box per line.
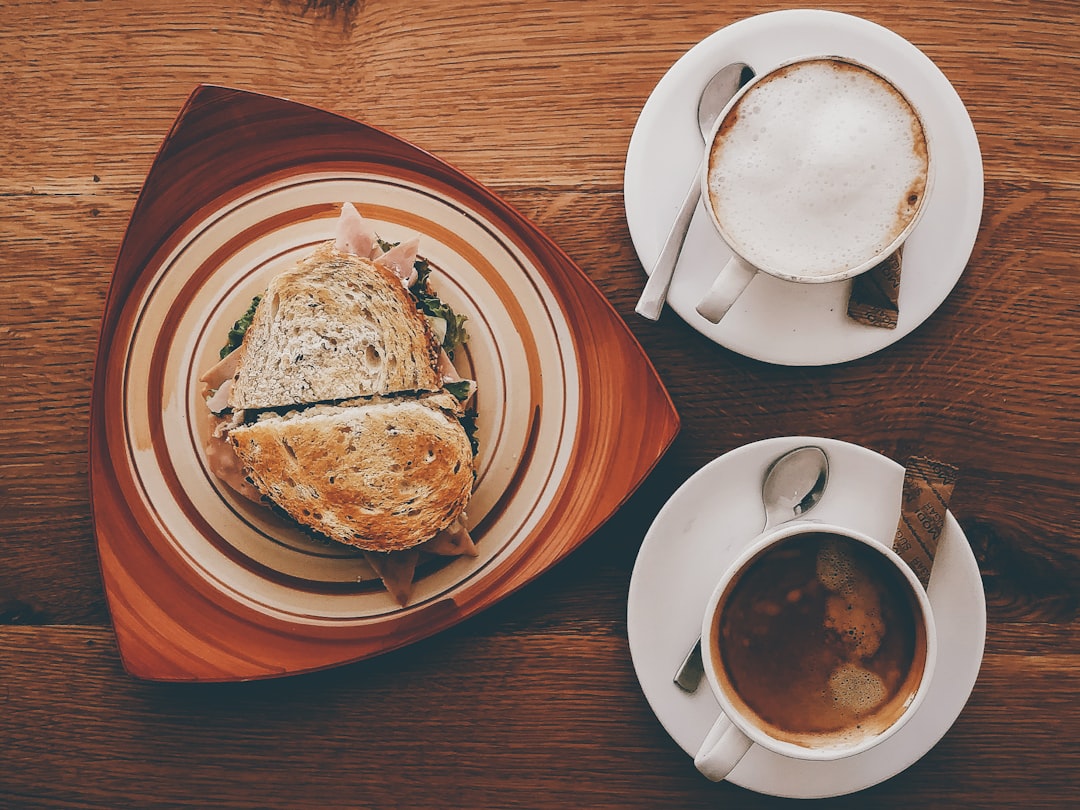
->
[672, 445, 830, 693]
[635, 62, 754, 321]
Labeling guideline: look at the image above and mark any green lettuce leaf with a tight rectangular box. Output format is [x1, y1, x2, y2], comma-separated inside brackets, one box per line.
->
[220, 295, 261, 359]
[410, 259, 469, 357]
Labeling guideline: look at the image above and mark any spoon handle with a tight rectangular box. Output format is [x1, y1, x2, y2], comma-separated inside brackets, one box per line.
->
[635, 157, 705, 320]
[673, 638, 706, 693]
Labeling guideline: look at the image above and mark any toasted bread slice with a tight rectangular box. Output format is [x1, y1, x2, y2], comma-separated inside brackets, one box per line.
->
[229, 392, 473, 552]
[228, 242, 440, 411]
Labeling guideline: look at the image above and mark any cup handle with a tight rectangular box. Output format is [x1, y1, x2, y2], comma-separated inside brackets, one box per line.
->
[693, 712, 754, 782]
[695, 255, 757, 323]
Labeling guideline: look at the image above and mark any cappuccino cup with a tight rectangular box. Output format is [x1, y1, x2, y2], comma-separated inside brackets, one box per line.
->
[694, 522, 936, 781]
[695, 56, 931, 324]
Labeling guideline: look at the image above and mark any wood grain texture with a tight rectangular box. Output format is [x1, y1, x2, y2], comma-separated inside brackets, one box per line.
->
[0, 626, 1077, 809]
[1, 0, 1078, 805]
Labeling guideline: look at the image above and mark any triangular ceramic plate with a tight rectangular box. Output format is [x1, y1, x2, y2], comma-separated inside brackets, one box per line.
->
[89, 86, 679, 681]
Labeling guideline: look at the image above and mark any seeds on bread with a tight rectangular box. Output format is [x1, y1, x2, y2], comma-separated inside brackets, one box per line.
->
[229, 392, 474, 552]
[202, 209, 477, 597]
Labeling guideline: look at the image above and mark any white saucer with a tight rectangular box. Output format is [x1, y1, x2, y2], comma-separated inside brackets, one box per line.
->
[627, 437, 986, 798]
[624, 10, 984, 366]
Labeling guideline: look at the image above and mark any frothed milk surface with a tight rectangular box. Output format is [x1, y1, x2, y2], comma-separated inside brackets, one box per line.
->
[707, 59, 929, 279]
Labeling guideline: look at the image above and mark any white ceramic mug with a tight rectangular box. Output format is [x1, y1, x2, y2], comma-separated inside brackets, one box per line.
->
[694, 56, 932, 324]
[694, 521, 937, 782]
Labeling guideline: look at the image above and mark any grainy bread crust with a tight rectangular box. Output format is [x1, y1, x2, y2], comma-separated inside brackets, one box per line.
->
[228, 243, 440, 410]
[229, 392, 473, 551]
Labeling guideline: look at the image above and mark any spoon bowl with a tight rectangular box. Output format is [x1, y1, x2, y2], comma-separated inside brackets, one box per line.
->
[762, 445, 829, 526]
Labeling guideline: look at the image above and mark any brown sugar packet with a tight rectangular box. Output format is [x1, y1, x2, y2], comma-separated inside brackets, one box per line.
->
[847, 248, 902, 329]
[891, 456, 959, 588]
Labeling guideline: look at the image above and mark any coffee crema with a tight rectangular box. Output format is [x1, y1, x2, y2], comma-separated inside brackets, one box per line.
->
[706, 58, 929, 280]
[709, 531, 927, 749]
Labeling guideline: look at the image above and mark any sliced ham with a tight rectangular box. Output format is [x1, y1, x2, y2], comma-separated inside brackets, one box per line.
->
[334, 201, 378, 259]
[205, 378, 233, 414]
[199, 346, 241, 391]
[205, 411, 263, 503]
[201, 349, 241, 414]
[421, 518, 478, 557]
[375, 236, 420, 287]
[437, 348, 477, 403]
[335, 204, 418, 287]
[362, 549, 420, 606]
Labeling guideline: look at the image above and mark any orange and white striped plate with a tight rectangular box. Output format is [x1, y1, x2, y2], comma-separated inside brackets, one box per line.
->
[90, 86, 679, 681]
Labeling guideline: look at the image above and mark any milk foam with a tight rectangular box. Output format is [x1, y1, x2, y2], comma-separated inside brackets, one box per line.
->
[818, 538, 886, 660]
[707, 59, 928, 279]
[828, 663, 888, 717]
[815, 537, 901, 733]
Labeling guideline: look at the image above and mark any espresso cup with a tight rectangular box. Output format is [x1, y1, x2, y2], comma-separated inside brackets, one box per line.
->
[694, 522, 936, 781]
[695, 56, 931, 324]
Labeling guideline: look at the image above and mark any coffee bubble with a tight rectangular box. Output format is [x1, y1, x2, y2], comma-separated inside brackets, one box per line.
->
[816, 537, 856, 594]
[828, 663, 888, 717]
[819, 538, 886, 658]
[825, 594, 885, 659]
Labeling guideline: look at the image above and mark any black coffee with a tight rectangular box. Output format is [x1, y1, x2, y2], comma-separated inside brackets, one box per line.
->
[711, 531, 926, 748]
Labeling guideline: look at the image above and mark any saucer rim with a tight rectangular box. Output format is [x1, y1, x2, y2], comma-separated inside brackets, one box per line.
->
[623, 9, 984, 366]
[626, 436, 986, 798]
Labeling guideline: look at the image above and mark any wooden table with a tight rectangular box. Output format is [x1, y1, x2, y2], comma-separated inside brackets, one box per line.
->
[2, 0, 1077, 806]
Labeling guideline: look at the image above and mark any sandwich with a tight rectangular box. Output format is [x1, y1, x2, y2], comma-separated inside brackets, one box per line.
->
[200, 203, 478, 604]
[229, 392, 474, 552]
